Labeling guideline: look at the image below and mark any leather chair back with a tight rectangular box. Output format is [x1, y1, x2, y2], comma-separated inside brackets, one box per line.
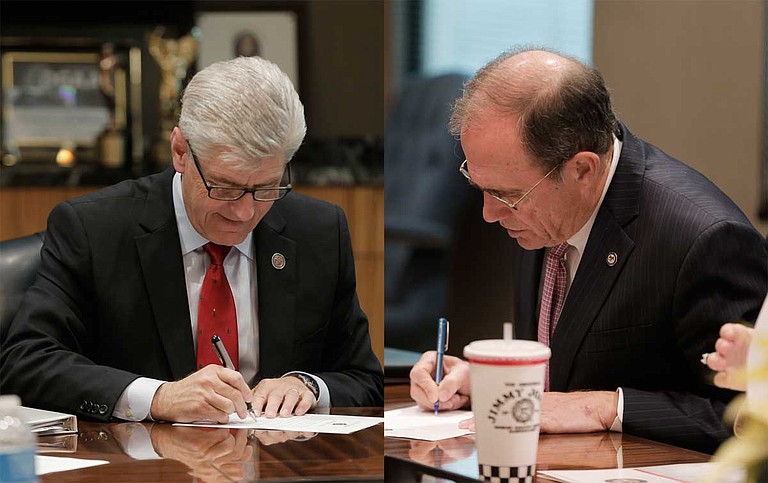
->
[384, 73, 471, 351]
[384, 73, 526, 355]
[0, 232, 45, 343]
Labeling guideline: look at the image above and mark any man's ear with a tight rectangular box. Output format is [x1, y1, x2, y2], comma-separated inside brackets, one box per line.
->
[569, 151, 602, 186]
[170, 127, 187, 173]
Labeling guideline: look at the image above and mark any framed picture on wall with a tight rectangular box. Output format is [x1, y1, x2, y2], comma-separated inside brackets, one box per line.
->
[195, 11, 299, 91]
[1, 44, 142, 174]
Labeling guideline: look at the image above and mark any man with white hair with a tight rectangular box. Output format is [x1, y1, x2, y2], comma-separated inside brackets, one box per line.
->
[1, 57, 383, 422]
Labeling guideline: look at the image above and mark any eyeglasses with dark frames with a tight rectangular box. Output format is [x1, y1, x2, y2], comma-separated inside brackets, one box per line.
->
[459, 159, 559, 211]
[187, 141, 291, 202]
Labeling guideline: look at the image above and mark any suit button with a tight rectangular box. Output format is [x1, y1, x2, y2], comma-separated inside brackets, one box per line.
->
[79, 403, 87, 411]
[98, 405, 108, 415]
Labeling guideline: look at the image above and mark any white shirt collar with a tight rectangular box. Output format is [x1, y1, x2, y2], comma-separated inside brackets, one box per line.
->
[567, 135, 623, 255]
[172, 172, 253, 259]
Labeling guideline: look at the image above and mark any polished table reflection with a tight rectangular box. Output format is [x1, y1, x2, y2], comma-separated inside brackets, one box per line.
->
[384, 385, 710, 482]
[39, 407, 383, 482]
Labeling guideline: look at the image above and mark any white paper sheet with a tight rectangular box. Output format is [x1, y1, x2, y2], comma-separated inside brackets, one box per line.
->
[539, 462, 745, 483]
[384, 405, 474, 441]
[174, 413, 383, 434]
[36, 455, 108, 475]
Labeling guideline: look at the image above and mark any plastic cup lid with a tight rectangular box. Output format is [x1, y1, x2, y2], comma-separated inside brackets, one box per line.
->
[463, 339, 551, 363]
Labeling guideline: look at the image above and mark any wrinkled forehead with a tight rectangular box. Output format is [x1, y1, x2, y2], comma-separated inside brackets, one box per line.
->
[202, 149, 287, 184]
[460, 113, 547, 191]
[201, 142, 283, 165]
[460, 113, 530, 166]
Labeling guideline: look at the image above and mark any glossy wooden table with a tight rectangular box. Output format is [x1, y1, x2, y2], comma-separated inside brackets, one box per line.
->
[38, 407, 383, 482]
[384, 385, 710, 482]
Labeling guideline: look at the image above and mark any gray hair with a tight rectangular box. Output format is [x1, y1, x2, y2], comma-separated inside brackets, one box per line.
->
[450, 47, 617, 173]
[179, 56, 306, 168]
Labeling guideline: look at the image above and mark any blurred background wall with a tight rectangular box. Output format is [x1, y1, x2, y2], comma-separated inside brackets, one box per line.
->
[594, 0, 765, 235]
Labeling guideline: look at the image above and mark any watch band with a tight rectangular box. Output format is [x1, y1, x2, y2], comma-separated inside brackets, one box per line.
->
[287, 373, 320, 399]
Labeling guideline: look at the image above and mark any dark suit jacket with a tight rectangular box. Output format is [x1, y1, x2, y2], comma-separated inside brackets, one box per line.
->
[515, 125, 768, 454]
[0, 169, 383, 419]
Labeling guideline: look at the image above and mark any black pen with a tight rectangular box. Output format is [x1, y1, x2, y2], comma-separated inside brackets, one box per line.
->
[211, 334, 258, 422]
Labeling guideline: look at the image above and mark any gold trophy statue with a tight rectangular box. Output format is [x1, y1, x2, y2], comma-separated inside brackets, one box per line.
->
[148, 27, 199, 166]
[97, 42, 127, 168]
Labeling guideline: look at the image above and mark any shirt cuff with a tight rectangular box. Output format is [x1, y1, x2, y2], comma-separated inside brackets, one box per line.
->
[113, 377, 166, 421]
[113, 423, 162, 460]
[609, 387, 624, 432]
[284, 371, 331, 409]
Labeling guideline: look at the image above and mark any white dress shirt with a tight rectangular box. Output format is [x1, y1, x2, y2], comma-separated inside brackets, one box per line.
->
[113, 173, 329, 421]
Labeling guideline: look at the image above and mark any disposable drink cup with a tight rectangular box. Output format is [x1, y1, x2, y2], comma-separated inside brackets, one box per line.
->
[464, 339, 551, 482]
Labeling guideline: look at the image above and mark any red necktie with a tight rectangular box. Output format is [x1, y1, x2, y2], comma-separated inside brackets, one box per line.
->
[196, 243, 238, 371]
[537, 242, 569, 391]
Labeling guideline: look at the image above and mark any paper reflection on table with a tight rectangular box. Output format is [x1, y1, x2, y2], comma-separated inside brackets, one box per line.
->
[106, 422, 325, 482]
[175, 413, 383, 434]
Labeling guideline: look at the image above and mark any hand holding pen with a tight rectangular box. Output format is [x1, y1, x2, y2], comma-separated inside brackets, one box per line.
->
[148, 357, 257, 423]
[212, 335, 318, 419]
[409, 349, 471, 413]
[212, 335, 258, 422]
[434, 318, 449, 414]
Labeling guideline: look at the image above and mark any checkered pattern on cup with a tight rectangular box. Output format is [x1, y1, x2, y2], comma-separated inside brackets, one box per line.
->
[479, 464, 536, 483]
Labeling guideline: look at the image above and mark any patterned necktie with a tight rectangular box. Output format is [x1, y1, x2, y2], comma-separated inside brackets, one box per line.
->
[196, 243, 238, 371]
[537, 242, 569, 391]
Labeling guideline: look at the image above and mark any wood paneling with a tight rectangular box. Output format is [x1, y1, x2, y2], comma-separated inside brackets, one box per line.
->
[0, 187, 95, 240]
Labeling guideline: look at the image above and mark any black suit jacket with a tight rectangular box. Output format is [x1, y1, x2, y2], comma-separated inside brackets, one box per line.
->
[0, 169, 383, 419]
[515, 125, 768, 453]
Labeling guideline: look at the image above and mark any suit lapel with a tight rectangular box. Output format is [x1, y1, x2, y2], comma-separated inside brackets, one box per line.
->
[136, 171, 196, 380]
[253, 204, 297, 379]
[549, 210, 634, 390]
[548, 124, 645, 390]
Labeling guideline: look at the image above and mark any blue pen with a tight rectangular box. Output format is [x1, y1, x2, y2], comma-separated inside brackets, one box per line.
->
[434, 318, 449, 414]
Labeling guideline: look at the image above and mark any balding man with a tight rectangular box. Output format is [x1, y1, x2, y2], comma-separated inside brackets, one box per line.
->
[409, 48, 767, 453]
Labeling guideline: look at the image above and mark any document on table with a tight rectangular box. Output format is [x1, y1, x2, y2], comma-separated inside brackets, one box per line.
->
[174, 413, 383, 434]
[385, 405, 474, 441]
[36, 455, 108, 475]
[539, 462, 745, 483]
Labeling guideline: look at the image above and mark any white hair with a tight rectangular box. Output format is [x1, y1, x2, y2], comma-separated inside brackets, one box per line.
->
[179, 56, 306, 169]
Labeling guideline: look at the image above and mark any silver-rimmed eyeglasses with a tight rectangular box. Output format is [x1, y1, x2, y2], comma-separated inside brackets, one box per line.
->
[188, 141, 291, 202]
[459, 159, 559, 211]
